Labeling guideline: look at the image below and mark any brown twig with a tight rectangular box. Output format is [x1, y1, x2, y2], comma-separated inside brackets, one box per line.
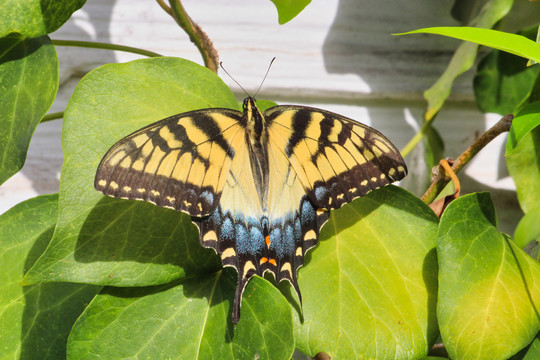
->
[428, 159, 460, 217]
[421, 114, 513, 205]
[165, 0, 219, 73]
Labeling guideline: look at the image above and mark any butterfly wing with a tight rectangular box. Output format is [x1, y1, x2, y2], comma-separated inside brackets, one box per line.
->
[95, 100, 407, 325]
[95, 108, 244, 217]
[265, 105, 407, 209]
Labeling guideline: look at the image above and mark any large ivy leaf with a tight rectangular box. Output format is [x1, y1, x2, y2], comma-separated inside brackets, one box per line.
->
[0, 194, 100, 360]
[506, 125, 540, 213]
[269, 0, 311, 24]
[24, 57, 239, 286]
[0, 34, 58, 184]
[67, 271, 294, 360]
[437, 193, 540, 360]
[399, 0, 513, 121]
[294, 186, 439, 359]
[0, 0, 86, 37]
[474, 28, 540, 115]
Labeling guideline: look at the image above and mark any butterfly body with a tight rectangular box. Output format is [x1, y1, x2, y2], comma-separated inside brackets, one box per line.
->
[95, 97, 407, 323]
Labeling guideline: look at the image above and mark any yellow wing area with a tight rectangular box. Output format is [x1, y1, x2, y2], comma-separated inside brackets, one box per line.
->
[266, 139, 306, 223]
[218, 133, 264, 222]
[265, 105, 407, 209]
[95, 109, 244, 216]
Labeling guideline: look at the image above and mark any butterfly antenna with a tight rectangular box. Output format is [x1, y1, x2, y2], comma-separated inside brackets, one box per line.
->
[220, 62, 250, 97]
[254, 57, 276, 98]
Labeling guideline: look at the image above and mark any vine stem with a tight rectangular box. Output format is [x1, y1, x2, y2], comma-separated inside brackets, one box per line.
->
[400, 114, 437, 158]
[52, 40, 163, 57]
[164, 0, 219, 73]
[421, 114, 513, 205]
[41, 111, 64, 123]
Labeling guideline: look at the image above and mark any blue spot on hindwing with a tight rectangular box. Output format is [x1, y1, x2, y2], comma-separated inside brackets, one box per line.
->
[294, 216, 302, 241]
[301, 199, 316, 224]
[209, 208, 222, 227]
[221, 216, 234, 242]
[249, 226, 265, 254]
[315, 186, 327, 202]
[235, 223, 250, 254]
[200, 190, 214, 207]
[269, 227, 282, 256]
[283, 221, 295, 255]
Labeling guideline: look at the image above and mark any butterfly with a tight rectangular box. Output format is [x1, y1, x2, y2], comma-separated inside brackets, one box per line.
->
[94, 97, 407, 323]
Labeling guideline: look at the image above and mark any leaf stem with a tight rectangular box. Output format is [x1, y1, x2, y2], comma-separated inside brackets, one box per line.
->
[52, 39, 163, 58]
[400, 114, 437, 158]
[421, 114, 513, 204]
[166, 0, 219, 72]
[41, 111, 64, 123]
[156, 0, 173, 15]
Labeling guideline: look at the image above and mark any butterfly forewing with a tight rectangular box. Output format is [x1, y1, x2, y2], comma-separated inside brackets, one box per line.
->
[95, 109, 244, 216]
[265, 105, 407, 209]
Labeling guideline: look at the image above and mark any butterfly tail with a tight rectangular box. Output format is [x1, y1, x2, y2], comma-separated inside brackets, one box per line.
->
[232, 272, 249, 324]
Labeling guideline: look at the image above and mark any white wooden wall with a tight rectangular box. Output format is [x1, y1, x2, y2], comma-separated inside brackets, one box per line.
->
[0, 0, 524, 233]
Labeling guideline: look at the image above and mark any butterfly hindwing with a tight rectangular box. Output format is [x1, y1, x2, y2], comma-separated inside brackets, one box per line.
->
[95, 108, 244, 217]
[265, 105, 407, 209]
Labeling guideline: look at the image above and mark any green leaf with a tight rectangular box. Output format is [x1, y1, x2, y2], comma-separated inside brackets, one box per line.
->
[0, 0, 86, 37]
[402, 27, 540, 64]
[0, 34, 58, 184]
[514, 207, 540, 249]
[0, 194, 100, 360]
[294, 186, 439, 359]
[450, 0, 487, 24]
[270, 0, 311, 24]
[437, 193, 540, 360]
[474, 28, 540, 115]
[513, 206, 540, 249]
[255, 99, 278, 112]
[397, 0, 513, 120]
[67, 271, 294, 360]
[506, 101, 540, 154]
[24, 57, 239, 286]
[519, 336, 540, 360]
[506, 126, 540, 213]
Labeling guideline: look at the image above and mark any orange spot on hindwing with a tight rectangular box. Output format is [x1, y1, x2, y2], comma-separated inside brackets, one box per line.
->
[260, 256, 277, 266]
